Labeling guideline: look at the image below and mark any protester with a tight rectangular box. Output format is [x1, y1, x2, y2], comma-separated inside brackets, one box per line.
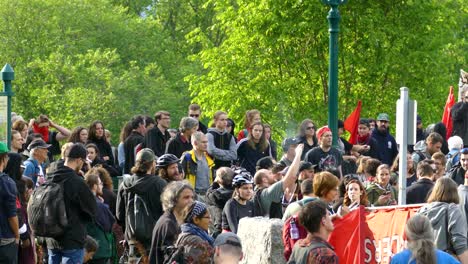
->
[390, 214, 459, 264]
[205, 167, 234, 237]
[68, 126, 88, 144]
[175, 201, 215, 264]
[253, 144, 303, 218]
[305, 126, 343, 178]
[446, 136, 464, 173]
[213, 232, 243, 264]
[88, 121, 114, 166]
[83, 236, 99, 264]
[263, 124, 278, 160]
[123, 115, 147, 174]
[237, 109, 261, 142]
[30, 114, 71, 161]
[23, 139, 50, 186]
[144, 111, 172, 157]
[236, 122, 271, 176]
[418, 177, 468, 261]
[406, 161, 435, 204]
[282, 179, 316, 221]
[148, 181, 194, 264]
[356, 118, 379, 159]
[222, 173, 255, 234]
[448, 148, 468, 185]
[451, 89, 468, 147]
[296, 119, 318, 160]
[288, 200, 338, 263]
[84, 172, 116, 264]
[389, 153, 416, 188]
[86, 143, 119, 177]
[116, 148, 167, 260]
[206, 111, 238, 169]
[88, 167, 117, 217]
[279, 137, 299, 167]
[46, 143, 97, 264]
[181, 132, 215, 200]
[367, 164, 397, 206]
[346, 156, 369, 183]
[333, 178, 368, 214]
[371, 113, 399, 166]
[313, 171, 347, 217]
[433, 122, 449, 154]
[166, 117, 198, 159]
[432, 152, 447, 181]
[412, 132, 444, 168]
[156, 154, 182, 183]
[0, 142, 19, 263]
[12, 119, 29, 143]
[10, 130, 24, 154]
[458, 171, 468, 233]
[226, 118, 236, 140]
[188, 103, 208, 134]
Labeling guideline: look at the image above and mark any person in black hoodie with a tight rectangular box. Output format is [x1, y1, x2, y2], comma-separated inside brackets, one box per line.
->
[46, 143, 97, 264]
[88, 121, 114, 167]
[116, 148, 167, 261]
[123, 115, 147, 174]
[205, 167, 235, 237]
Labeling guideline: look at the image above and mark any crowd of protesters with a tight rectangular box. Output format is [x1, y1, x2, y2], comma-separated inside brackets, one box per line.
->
[1, 95, 468, 263]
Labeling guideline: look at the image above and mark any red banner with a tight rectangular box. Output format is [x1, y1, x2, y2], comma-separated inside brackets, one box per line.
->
[328, 205, 421, 264]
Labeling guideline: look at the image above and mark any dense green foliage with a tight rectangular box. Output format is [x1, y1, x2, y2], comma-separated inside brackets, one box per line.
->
[0, 0, 466, 140]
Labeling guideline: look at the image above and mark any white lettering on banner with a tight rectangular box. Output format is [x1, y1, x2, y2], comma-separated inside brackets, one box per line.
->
[364, 236, 406, 263]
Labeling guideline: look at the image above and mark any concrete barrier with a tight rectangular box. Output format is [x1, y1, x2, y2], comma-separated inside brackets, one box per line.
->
[237, 217, 286, 264]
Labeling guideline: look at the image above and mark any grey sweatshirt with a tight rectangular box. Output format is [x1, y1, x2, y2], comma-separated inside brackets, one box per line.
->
[418, 201, 468, 255]
[206, 128, 237, 161]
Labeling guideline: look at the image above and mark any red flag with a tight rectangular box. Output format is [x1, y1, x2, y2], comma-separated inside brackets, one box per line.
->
[442, 86, 455, 139]
[344, 100, 362, 144]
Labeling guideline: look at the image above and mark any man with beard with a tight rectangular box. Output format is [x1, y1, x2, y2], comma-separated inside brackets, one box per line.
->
[156, 154, 182, 183]
[371, 113, 399, 166]
[305, 126, 343, 178]
[46, 143, 96, 264]
[116, 148, 167, 261]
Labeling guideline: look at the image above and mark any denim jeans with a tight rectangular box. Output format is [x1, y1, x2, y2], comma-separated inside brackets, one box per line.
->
[0, 241, 18, 264]
[48, 248, 84, 264]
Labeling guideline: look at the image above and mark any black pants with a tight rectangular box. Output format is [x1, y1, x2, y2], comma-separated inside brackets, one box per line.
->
[0, 241, 18, 264]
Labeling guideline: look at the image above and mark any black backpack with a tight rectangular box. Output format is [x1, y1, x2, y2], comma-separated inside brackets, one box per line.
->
[163, 245, 185, 264]
[27, 179, 68, 238]
[125, 192, 156, 243]
[253, 188, 266, 217]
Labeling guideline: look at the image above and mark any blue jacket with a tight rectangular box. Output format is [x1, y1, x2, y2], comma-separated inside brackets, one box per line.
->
[371, 129, 398, 165]
[0, 173, 18, 239]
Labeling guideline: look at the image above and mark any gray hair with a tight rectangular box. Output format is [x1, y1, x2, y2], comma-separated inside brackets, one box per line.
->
[179, 117, 199, 133]
[191, 131, 205, 145]
[161, 181, 194, 212]
[406, 214, 436, 264]
[448, 136, 464, 151]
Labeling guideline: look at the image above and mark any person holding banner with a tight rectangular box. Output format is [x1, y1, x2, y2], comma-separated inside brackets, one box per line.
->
[418, 177, 468, 262]
[366, 164, 398, 206]
[390, 214, 459, 264]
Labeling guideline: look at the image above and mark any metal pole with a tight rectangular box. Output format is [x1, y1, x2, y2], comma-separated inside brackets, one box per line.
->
[1, 64, 14, 149]
[398, 87, 408, 205]
[322, 0, 347, 146]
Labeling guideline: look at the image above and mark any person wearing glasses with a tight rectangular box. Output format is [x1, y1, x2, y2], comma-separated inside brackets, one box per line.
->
[448, 148, 468, 185]
[451, 90, 468, 148]
[175, 201, 214, 264]
[296, 119, 318, 160]
[188, 103, 208, 134]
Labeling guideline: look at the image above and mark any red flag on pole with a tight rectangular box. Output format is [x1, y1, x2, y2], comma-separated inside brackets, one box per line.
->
[442, 86, 455, 140]
[344, 100, 362, 144]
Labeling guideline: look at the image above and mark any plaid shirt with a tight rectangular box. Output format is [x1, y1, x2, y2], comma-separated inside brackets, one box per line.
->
[295, 236, 338, 264]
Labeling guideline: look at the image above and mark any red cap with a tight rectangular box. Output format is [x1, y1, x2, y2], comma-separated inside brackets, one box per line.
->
[316, 126, 331, 140]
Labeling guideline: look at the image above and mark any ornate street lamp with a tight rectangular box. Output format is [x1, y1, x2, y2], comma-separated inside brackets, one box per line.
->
[322, 0, 347, 146]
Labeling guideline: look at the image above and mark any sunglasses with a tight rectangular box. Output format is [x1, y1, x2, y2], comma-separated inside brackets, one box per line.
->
[190, 114, 200, 118]
[306, 126, 315, 130]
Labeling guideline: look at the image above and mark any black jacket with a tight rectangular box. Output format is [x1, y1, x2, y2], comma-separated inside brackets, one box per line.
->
[448, 165, 465, 186]
[205, 182, 233, 234]
[198, 121, 208, 134]
[144, 126, 171, 157]
[406, 178, 434, 204]
[165, 133, 192, 159]
[46, 166, 96, 250]
[148, 211, 180, 264]
[451, 101, 468, 147]
[123, 131, 145, 174]
[89, 137, 115, 166]
[116, 174, 167, 244]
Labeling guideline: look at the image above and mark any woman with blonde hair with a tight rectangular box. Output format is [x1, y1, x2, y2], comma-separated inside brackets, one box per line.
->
[390, 214, 459, 264]
[418, 177, 468, 262]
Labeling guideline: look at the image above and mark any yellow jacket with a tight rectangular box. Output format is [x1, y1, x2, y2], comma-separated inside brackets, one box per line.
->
[181, 150, 215, 189]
